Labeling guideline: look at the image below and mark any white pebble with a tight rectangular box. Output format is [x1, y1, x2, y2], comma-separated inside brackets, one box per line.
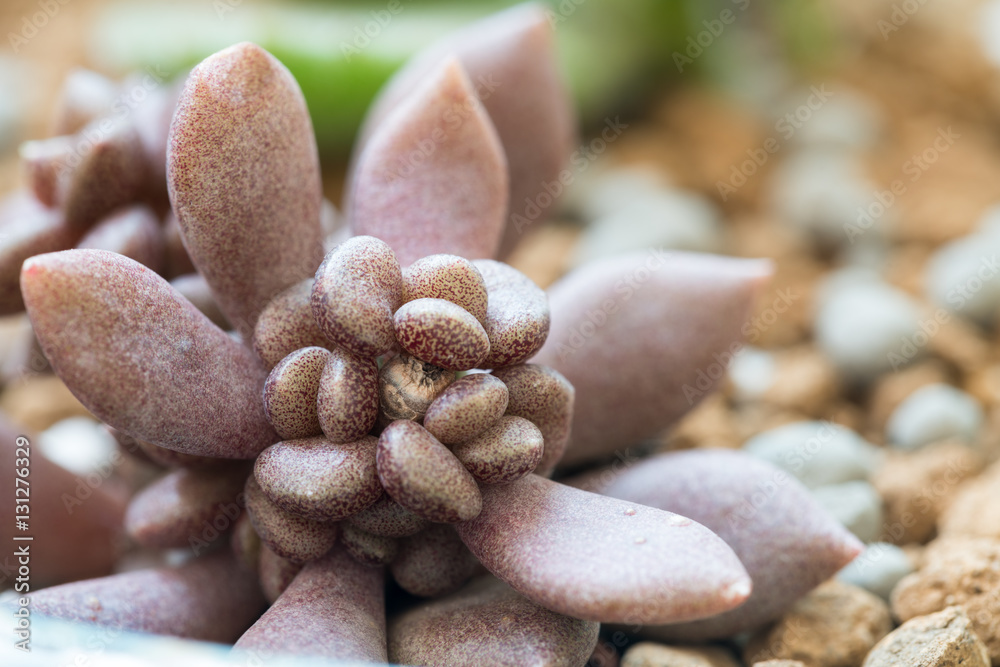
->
[572, 189, 722, 265]
[726, 346, 776, 401]
[38, 417, 118, 476]
[569, 164, 671, 222]
[814, 271, 924, 380]
[925, 214, 1000, 326]
[743, 420, 882, 489]
[812, 480, 884, 543]
[837, 542, 913, 600]
[886, 383, 983, 450]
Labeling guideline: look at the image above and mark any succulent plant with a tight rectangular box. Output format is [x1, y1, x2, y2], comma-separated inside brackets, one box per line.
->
[11, 4, 861, 663]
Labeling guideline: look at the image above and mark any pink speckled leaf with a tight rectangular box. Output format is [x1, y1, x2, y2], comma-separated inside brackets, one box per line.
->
[389, 576, 599, 667]
[234, 545, 387, 662]
[354, 3, 574, 257]
[0, 191, 77, 315]
[597, 450, 863, 640]
[349, 58, 508, 266]
[533, 251, 772, 467]
[455, 474, 751, 624]
[28, 552, 265, 643]
[167, 42, 324, 335]
[21, 249, 278, 458]
[77, 204, 165, 273]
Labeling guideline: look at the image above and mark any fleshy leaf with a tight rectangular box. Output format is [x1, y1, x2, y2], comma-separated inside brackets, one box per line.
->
[167, 42, 324, 335]
[20, 249, 278, 458]
[234, 545, 387, 662]
[354, 3, 575, 256]
[389, 575, 599, 666]
[596, 449, 863, 640]
[533, 251, 772, 466]
[77, 204, 165, 273]
[455, 474, 751, 624]
[27, 552, 265, 643]
[349, 58, 508, 266]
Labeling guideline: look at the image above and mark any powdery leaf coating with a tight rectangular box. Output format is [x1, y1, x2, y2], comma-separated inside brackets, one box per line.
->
[377, 420, 482, 523]
[378, 353, 455, 423]
[491, 364, 573, 477]
[167, 42, 324, 334]
[598, 450, 863, 640]
[424, 372, 509, 445]
[863, 606, 990, 667]
[474, 260, 550, 367]
[350, 59, 508, 267]
[346, 493, 429, 538]
[534, 252, 772, 466]
[253, 278, 329, 370]
[21, 250, 278, 459]
[259, 544, 303, 604]
[312, 235, 403, 357]
[454, 415, 543, 484]
[455, 474, 752, 624]
[231, 512, 261, 573]
[0, 191, 77, 315]
[124, 465, 249, 549]
[77, 204, 165, 274]
[354, 4, 574, 258]
[403, 254, 489, 323]
[234, 546, 387, 662]
[341, 523, 399, 566]
[394, 298, 490, 371]
[317, 346, 380, 443]
[263, 347, 328, 440]
[29, 552, 264, 642]
[244, 473, 338, 563]
[254, 435, 381, 522]
[390, 524, 483, 598]
[390, 575, 598, 667]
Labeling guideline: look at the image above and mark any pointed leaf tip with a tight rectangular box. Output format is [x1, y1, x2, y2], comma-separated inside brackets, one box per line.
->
[533, 251, 773, 466]
[350, 58, 508, 266]
[167, 41, 324, 334]
[455, 474, 751, 624]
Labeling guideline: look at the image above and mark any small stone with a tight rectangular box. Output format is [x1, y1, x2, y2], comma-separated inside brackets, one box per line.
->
[814, 272, 923, 380]
[244, 473, 338, 563]
[744, 581, 892, 667]
[752, 662, 806, 667]
[389, 576, 599, 667]
[390, 524, 482, 598]
[402, 254, 489, 323]
[474, 259, 550, 368]
[378, 352, 455, 424]
[886, 383, 983, 450]
[491, 363, 573, 476]
[341, 523, 398, 566]
[38, 416, 118, 475]
[262, 347, 328, 440]
[872, 440, 984, 544]
[259, 543, 303, 604]
[867, 360, 951, 433]
[863, 606, 989, 667]
[311, 235, 403, 358]
[758, 346, 840, 416]
[423, 373, 509, 445]
[621, 643, 739, 667]
[812, 481, 884, 543]
[454, 415, 544, 484]
[254, 435, 381, 522]
[925, 222, 1000, 326]
[346, 494, 429, 538]
[394, 298, 490, 371]
[124, 465, 248, 549]
[316, 345, 379, 443]
[253, 279, 329, 370]
[377, 420, 482, 523]
[892, 538, 1000, 664]
[837, 542, 915, 600]
[234, 545, 386, 661]
[743, 421, 881, 489]
[939, 459, 1000, 539]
